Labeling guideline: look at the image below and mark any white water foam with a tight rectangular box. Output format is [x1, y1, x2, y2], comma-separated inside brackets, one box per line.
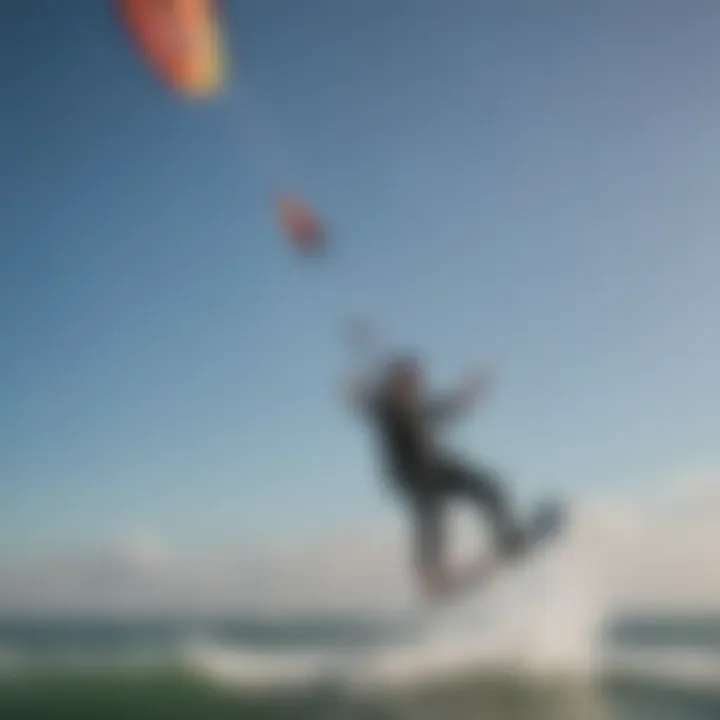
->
[187, 534, 609, 691]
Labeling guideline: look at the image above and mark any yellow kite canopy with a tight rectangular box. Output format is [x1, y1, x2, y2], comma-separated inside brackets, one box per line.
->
[119, 0, 226, 97]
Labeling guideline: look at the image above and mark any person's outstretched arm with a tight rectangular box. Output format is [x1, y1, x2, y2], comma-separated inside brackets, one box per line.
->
[427, 369, 492, 423]
[340, 316, 384, 414]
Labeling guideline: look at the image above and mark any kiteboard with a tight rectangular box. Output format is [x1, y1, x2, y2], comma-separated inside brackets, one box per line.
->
[515, 499, 566, 560]
[435, 499, 567, 605]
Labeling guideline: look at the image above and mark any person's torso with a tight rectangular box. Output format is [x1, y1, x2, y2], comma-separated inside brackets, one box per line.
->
[371, 397, 435, 479]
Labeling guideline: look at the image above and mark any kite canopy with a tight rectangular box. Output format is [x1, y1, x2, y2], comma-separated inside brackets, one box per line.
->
[119, 0, 225, 97]
[275, 195, 325, 254]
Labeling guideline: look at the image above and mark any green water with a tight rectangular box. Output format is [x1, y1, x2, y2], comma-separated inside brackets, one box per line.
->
[1, 615, 720, 718]
[0, 669, 718, 720]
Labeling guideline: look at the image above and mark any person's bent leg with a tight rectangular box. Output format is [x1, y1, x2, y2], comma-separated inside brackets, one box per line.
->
[439, 458, 524, 557]
[410, 492, 448, 601]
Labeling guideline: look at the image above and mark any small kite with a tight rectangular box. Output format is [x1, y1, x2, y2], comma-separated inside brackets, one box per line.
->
[275, 195, 326, 255]
[118, 0, 226, 98]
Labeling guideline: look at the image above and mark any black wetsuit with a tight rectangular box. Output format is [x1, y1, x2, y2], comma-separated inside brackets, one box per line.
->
[368, 394, 513, 572]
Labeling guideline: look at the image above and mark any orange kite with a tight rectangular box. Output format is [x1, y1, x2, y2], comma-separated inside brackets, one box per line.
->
[119, 0, 226, 97]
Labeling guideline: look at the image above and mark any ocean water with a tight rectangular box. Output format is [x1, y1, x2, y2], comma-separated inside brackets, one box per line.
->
[0, 614, 718, 719]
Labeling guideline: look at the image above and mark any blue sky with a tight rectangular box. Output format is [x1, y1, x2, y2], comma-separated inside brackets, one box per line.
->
[2, 0, 720, 557]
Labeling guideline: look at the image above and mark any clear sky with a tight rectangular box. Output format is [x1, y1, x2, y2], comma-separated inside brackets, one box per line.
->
[3, 0, 720, 559]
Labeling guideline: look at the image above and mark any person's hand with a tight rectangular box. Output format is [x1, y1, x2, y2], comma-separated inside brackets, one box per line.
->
[460, 368, 493, 403]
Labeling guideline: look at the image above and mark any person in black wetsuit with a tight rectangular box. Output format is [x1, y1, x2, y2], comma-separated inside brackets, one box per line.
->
[345, 354, 525, 602]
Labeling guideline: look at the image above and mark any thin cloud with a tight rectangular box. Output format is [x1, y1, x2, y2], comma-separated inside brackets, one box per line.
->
[0, 473, 718, 616]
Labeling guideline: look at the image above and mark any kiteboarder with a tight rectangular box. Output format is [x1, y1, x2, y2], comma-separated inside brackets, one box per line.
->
[345, 353, 529, 603]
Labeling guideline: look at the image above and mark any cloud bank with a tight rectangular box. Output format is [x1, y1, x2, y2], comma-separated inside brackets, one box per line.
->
[1, 472, 718, 616]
